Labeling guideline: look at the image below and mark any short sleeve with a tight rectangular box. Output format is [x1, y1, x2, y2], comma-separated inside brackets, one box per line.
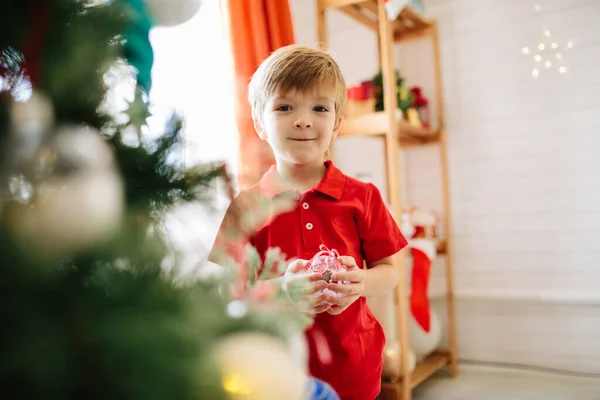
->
[358, 183, 408, 264]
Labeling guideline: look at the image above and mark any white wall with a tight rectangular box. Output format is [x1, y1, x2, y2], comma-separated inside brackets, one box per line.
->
[290, 0, 600, 376]
[150, 1, 239, 278]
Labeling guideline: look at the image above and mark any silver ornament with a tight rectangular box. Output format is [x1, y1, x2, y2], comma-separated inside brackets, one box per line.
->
[7, 125, 124, 259]
[145, 0, 202, 27]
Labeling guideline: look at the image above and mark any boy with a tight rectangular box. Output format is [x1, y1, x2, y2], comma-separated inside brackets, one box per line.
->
[209, 45, 407, 400]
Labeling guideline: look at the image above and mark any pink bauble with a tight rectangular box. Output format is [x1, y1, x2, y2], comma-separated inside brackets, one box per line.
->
[304, 245, 348, 297]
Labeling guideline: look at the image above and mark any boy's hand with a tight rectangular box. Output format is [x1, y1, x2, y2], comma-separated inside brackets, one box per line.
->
[326, 256, 365, 315]
[284, 259, 331, 314]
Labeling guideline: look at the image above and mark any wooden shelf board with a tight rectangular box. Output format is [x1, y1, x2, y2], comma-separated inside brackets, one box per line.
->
[339, 5, 378, 31]
[326, 0, 431, 42]
[380, 351, 449, 399]
[340, 112, 440, 147]
[319, 0, 365, 9]
[409, 351, 450, 387]
[394, 25, 433, 42]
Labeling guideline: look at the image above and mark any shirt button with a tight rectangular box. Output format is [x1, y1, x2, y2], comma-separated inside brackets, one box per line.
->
[306, 222, 313, 230]
[302, 202, 309, 209]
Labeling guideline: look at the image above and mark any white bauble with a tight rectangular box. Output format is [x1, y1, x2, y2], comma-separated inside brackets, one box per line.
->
[145, 0, 202, 27]
[382, 340, 416, 378]
[213, 332, 308, 400]
[8, 125, 124, 259]
[408, 311, 442, 362]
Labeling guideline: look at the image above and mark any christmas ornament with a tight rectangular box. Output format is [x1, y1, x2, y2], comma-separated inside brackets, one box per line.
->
[213, 332, 307, 400]
[303, 245, 348, 297]
[145, 0, 202, 27]
[382, 340, 416, 378]
[410, 86, 430, 128]
[7, 125, 124, 259]
[307, 377, 340, 400]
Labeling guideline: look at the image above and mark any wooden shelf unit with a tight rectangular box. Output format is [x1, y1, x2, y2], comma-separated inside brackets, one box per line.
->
[381, 351, 450, 397]
[317, 1, 458, 399]
[340, 112, 440, 147]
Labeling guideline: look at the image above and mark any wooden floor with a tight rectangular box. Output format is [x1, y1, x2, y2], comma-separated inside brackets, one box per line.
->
[412, 365, 600, 400]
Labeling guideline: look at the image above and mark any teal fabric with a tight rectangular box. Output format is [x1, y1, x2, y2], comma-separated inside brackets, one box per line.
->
[123, 0, 154, 93]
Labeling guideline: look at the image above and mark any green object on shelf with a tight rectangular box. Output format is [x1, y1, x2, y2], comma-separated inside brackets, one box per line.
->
[372, 69, 413, 113]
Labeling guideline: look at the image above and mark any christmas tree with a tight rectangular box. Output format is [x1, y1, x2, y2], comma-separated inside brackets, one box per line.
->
[0, 1, 318, 399]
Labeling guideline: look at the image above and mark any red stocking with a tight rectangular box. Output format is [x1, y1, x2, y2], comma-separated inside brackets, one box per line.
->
[409, 240, 435, 333]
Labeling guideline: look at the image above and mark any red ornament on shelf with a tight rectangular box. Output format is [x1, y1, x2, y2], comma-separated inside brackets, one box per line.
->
[410, 86, 430, 128]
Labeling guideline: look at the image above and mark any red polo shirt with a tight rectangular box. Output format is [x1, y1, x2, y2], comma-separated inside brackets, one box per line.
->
[213, 161, 407, 400]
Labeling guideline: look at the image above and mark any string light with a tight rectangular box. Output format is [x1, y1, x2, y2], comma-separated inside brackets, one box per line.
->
[521, 4, 574, 78]
[222, 373, 253, 395]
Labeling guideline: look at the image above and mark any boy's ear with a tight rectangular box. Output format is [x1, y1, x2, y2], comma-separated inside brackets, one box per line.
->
[253, 115, 267, 140]
[332, 116, 343, 139]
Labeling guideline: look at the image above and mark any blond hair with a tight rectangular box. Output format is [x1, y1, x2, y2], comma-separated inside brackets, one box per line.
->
[248, 44, 347, 121]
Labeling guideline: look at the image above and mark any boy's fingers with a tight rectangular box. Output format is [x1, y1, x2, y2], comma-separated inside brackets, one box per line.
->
[327, 305, 348, 315]
[314, 304, 331, 313]
[307, 272, 325, 282]
[327, 295, 350, 307]
[308, 293, 330, 307]
[331, 270, 363, 283]
[337, 256, 359, 269]
[303, 280, 327, 295]
[327, 283, 359, 295]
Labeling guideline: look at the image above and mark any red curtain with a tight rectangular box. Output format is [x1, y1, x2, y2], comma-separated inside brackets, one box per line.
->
[221, 0, 295, 189]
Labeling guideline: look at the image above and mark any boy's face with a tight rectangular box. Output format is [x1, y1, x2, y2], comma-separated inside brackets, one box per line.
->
[255, 88, 342, 167]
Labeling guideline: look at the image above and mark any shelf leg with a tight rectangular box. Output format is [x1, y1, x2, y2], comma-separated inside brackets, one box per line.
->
[376, 0, 411, 399]
[431, 20, 458, 377]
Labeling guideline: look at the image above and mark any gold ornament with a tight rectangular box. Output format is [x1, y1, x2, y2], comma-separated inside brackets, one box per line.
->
[212, 332, 308, 400]
[382, 340, 416, 379]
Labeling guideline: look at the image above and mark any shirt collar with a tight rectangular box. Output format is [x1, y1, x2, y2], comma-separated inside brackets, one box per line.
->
[259, 160, 345, 201]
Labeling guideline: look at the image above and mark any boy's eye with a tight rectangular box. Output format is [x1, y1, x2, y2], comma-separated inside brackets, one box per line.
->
[276, 105, 292, 111]
[314, 106, 329, 112]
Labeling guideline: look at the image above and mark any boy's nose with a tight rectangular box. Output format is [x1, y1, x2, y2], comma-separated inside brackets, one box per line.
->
[294, 118, 313, 128]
